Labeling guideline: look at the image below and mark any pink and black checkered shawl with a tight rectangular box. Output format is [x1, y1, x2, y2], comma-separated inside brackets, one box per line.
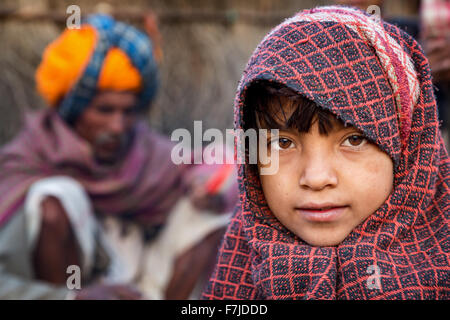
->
[203, 6, 449, 300]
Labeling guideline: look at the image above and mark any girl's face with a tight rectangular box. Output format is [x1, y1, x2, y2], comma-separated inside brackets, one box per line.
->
[257, 104, 394, 247]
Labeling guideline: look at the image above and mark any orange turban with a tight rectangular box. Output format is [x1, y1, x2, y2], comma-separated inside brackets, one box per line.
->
[36, 25, 142, 107]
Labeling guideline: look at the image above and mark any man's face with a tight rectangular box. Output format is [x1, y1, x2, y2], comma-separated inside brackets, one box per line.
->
[74, 91, 138, 164]
[257, 104, 394, 247]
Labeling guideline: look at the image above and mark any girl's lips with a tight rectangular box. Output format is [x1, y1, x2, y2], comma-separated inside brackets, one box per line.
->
[295, 206, 348, 222]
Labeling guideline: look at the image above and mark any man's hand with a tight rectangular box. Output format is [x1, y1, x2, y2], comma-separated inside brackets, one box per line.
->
[424, 38, 450, 83]
[74, 283, 143, 300]
[188, 177, 225, 212]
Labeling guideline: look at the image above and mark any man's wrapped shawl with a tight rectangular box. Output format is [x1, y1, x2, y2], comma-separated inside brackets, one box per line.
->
[0, 110, 188, 227]
[203, 6, 449, 299]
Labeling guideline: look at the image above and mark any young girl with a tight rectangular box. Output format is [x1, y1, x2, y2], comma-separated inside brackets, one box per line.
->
[202, 6, 449, 299]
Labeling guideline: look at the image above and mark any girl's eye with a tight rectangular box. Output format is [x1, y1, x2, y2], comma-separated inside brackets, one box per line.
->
[342, 134, 367, 148]
[270, 137, 294, 150]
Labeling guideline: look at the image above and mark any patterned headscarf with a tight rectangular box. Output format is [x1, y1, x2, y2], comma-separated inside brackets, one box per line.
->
[36, 14, 158, 124]
[203, 6, 449, 299]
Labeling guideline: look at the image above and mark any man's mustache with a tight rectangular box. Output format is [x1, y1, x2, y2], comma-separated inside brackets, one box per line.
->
[94, 132, 128, 149]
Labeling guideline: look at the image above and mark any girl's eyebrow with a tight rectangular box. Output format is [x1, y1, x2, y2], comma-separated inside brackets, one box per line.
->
[257, 117, 294, 132]
[255, 111, 282, 130]
[255, 110, 295, 131]
[333, 125, 365, 137]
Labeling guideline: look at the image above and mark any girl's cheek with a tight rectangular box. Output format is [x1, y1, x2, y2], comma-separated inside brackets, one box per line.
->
[357, 155, 394, 200]
[365, 148, 394, 178]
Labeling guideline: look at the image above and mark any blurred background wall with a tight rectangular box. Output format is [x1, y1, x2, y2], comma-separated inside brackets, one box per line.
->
[0, 0, 420, 145]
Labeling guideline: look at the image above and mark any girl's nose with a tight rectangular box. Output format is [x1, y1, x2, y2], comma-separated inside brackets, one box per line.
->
[298, 150, 338, 191]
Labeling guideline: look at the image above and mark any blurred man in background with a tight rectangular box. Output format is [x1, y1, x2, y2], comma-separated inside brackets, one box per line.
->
[0, 14, 237, 299]
[421, 0, 450, 149]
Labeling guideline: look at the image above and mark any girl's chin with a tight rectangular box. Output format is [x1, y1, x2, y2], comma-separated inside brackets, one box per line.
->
[294, 228, 351, 247]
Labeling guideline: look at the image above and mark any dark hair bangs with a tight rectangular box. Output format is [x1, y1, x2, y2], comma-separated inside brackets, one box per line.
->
[245, 82, 337, 135]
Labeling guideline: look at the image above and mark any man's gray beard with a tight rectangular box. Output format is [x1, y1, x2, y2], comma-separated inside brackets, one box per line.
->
[94, 132, 130, 165]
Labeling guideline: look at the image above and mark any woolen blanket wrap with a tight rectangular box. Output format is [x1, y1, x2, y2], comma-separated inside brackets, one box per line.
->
[203, 6, 449, 299]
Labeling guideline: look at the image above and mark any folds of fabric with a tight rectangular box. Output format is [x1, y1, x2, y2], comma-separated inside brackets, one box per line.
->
[0, 109, 188, 228]
[203, 6, 449, 300]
